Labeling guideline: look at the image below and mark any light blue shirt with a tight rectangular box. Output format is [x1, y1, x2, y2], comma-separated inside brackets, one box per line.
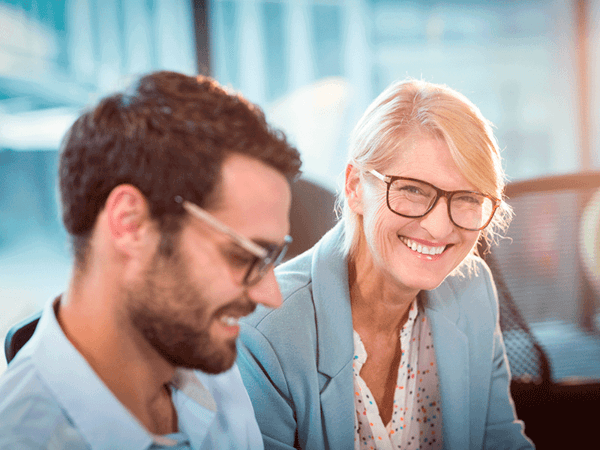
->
[0, 297, 264, 450]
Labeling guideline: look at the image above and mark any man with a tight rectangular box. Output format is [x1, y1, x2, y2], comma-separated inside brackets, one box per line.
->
[0, 71, 301, 449]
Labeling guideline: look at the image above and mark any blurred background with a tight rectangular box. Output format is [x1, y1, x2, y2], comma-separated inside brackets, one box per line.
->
[1, 0, 599, 379]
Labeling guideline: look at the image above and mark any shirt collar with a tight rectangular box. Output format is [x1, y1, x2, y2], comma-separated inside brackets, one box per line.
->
[31, 296, 216, 450]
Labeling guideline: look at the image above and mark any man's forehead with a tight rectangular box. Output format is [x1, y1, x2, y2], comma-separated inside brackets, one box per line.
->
[218, 155, 289, 200]
[205, 154, 291, 237]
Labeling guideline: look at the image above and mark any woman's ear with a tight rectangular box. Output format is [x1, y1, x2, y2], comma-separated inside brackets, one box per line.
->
[345, 164, 363, 215]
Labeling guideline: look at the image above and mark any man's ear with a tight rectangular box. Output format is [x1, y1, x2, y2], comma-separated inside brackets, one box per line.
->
[105, 184, 152, 254]
[345, 164, 364, 215]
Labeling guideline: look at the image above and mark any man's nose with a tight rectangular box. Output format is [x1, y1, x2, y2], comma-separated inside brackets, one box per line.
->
[246, 269, 283, 309]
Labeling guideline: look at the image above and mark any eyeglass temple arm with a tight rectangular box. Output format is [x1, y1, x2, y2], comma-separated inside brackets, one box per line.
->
[182, 200, 268, 259]
[369, 169, 391, 183]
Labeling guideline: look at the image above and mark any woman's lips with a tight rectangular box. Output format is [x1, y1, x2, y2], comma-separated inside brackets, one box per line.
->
[398, 236, 448, 256]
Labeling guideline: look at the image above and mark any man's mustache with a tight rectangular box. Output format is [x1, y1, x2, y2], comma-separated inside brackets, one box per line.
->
[213, 298, 257, 318]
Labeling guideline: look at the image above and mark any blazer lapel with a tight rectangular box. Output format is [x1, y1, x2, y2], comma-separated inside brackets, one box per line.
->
[311, 224, 356, 449]
[426, 285, 471, 450]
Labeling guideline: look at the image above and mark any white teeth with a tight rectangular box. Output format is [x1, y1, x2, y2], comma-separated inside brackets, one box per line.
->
[400, 237, 446, 256]
[220, 316, 239, 327]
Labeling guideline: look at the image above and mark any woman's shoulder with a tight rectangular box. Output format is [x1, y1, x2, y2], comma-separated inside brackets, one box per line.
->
[442, 255, 495, 294]
[275, 250, 315, 297]
[436, 255, 499, 321]
[241, 249, 318, 334]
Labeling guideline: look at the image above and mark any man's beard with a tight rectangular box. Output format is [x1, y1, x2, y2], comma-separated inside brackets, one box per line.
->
[125, 244, 255, 374]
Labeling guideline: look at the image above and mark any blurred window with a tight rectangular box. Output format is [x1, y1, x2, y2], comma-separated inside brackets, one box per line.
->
[0, 0, 196, 374]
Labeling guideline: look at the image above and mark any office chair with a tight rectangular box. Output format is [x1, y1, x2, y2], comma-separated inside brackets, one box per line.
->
[482, 171, 600, 449]
[286, 176, 338, 260]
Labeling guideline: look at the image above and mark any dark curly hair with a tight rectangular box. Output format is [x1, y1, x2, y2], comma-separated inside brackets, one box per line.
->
[59, 71, 301, 265]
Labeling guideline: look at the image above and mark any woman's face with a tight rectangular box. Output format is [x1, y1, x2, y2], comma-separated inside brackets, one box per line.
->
[346, 136, 481, 294]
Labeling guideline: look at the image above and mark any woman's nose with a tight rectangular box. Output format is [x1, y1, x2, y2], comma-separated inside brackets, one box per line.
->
[418, 197, 455, 239]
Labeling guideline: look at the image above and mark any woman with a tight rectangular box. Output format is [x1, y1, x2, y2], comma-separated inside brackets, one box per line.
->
[238, 79, 534, 450]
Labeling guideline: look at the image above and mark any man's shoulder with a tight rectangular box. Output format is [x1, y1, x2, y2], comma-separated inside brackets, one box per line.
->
[0, 355, 57, 410]
[0, 357, 78, 448]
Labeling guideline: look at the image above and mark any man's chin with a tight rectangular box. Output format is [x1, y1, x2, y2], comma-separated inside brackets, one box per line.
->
[195, 358, 235, 374]
[169, 341, 238, 374]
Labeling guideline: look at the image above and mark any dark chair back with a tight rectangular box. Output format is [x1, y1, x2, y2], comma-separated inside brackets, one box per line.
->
[484, 250, 553, 384]
[4, 309, 42, 364]
[286, 177, 338, 260]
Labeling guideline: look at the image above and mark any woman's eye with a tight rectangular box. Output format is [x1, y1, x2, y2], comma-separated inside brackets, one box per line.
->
[396, 184, 426, 197]
[402, 186, 423, 195]
[456, 194, 482, 205]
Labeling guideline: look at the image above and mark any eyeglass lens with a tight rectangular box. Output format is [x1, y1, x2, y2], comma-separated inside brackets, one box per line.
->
[244, 240, 291, 286]
[387, 179, 495, 230]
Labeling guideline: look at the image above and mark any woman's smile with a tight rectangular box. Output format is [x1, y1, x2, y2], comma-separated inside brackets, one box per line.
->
[398, 236, 448, 257]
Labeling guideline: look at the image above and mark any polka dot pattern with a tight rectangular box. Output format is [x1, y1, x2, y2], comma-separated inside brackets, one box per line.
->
[352, 300, 443, 450]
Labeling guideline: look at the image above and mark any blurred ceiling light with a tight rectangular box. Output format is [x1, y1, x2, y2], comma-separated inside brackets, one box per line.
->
[267, 77, 350, 189]
[0, 107, 78, 151]
[0, 4, 58, 77]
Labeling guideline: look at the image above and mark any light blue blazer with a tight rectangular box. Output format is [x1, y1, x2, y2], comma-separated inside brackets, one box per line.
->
[238, 223, 534, 450]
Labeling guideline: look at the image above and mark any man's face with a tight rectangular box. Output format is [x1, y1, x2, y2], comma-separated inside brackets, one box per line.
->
[126, 154, 291, 373]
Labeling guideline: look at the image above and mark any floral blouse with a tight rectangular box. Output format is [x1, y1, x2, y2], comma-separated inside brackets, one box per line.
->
[353, 300, 443, 450]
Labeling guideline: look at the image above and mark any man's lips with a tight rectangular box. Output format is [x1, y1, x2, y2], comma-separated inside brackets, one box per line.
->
[214, 300, 256, 327]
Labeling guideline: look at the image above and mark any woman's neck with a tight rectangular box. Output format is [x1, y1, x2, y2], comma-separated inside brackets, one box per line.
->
[348, 243, 419, 337]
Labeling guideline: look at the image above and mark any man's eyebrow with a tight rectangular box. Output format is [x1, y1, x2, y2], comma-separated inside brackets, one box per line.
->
[253, 239, 278, 249]
[224, 240, 270, 253]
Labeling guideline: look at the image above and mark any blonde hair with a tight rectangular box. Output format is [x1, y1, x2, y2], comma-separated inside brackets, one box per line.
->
[338, 79, 512, 274]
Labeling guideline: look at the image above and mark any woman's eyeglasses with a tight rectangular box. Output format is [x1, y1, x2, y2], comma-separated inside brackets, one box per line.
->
[369, 170, 500, 231]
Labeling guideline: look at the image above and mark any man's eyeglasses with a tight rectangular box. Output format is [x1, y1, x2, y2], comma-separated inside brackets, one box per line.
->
[369, 170, 500, 231]
[174, 196, 292, 286]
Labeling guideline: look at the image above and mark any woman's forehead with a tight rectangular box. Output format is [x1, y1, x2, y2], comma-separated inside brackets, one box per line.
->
[380, 137, 478, 192]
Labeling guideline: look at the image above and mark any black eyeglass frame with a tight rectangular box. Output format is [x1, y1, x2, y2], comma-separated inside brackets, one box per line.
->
[174, 196, 292, 286]
[369, 169, 501, 231]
